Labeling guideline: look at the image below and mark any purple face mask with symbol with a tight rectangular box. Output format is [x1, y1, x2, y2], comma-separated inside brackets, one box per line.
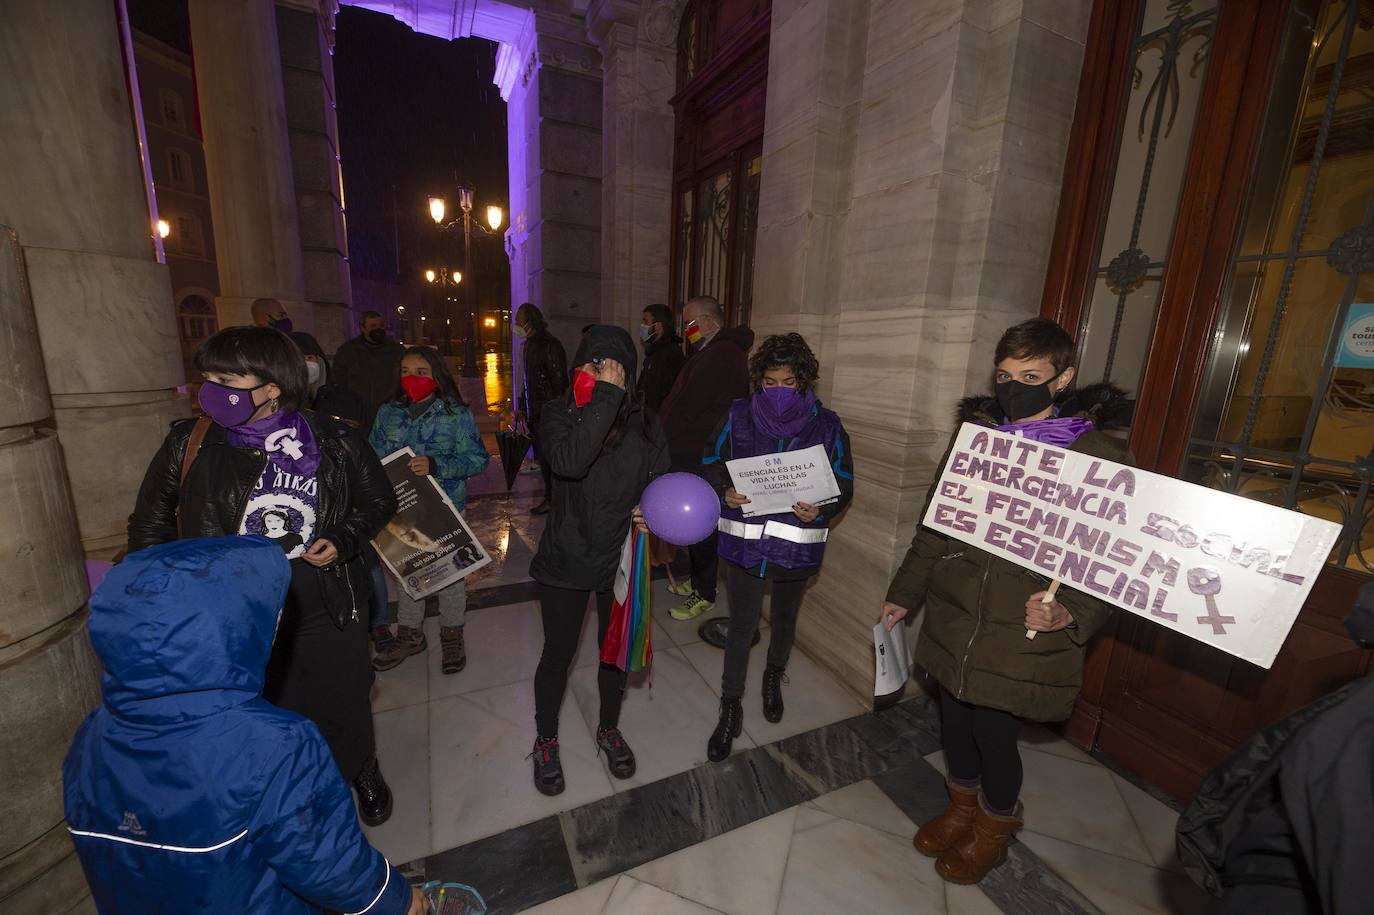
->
[200, 381, 321, 476]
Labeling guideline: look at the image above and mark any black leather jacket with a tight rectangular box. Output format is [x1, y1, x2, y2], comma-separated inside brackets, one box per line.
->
[521, 328, 568, 424]
[127, 410, 397, 562]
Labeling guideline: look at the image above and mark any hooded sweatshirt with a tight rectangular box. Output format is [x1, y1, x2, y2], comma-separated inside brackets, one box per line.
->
[63, 538, 410, 915]
[531, 326, 670, 590]
[658, 324, 756, 456]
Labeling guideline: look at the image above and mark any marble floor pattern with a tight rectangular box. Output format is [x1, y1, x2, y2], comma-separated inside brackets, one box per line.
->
[366, 455, 1207, 914]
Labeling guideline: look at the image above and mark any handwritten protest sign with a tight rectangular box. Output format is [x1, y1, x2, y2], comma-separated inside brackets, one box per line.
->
[922, 423, 1342, 668]
[727, 444, 840, 517]
[372, 448, 492, 600]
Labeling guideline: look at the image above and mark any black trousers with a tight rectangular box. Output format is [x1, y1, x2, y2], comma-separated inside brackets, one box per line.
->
[721, 564, 808, 700]
[939, 689, 1023, 811]
[672, 451, 718, 602]
[533, 583, 628, 737]
[265, 561, 376, 781]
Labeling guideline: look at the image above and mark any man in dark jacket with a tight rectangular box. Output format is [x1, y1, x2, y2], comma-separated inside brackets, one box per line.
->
[1177, 584, 1374, 914]
[637, 303, 685, 412]
[64, 537, 421, 915]
[657, 295, 755, 619]
[333, 310, 406, 430]
[516, 302, 569, 515]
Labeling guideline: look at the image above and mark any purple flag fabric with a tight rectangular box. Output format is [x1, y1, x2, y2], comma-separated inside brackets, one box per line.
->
[992, 415, 1095, 448]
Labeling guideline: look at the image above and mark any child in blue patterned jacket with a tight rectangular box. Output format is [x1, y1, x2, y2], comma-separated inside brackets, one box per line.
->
[369, 347, 489, 674]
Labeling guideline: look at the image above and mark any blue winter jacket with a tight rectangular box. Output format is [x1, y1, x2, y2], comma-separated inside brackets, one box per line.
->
[369, 395, 489, 512]
[63, 538, 411, 915]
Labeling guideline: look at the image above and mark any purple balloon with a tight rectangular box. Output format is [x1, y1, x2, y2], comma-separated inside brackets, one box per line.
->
[640, 472, 721, 546]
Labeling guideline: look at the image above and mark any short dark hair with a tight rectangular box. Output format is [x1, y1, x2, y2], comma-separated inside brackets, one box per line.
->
[749, 333, 820, 393]
[360, 310, 382, 324]
[643, 303, 673, 334]
[392, 345, 466, 407]
[994, 318, 1076, 375]
[194, 326, 308, 412]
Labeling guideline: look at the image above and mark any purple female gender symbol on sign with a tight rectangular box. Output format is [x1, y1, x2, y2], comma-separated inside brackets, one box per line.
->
[1187, 566, 1235, 635]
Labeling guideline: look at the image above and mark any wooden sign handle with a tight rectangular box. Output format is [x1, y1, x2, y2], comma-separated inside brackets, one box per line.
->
[1025, 580, 1061, 640]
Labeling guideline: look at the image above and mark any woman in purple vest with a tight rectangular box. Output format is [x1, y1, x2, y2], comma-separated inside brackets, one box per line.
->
[700, 333, 854, 761]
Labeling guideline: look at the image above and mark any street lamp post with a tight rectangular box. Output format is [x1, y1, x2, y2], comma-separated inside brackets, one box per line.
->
[422, 268, 462, 354]
[428, 189, 504, 379]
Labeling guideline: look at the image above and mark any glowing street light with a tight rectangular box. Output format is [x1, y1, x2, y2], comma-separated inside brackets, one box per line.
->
[424, 269, 436, 283]
[483, 317, 497, 328]
[428, 196, 446, 225]
[451, 270, 462, 284]
[486, 205, 504, 231]
[156, 219, 170, 239]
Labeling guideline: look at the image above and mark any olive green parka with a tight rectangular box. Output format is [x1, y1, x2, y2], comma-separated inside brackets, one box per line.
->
[885, 383, 1133, 722]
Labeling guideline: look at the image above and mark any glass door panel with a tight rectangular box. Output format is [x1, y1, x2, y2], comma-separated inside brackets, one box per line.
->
[1186, 0, 1374, 573]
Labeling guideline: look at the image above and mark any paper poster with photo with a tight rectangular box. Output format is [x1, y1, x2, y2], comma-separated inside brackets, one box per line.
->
[922, 423, 1342, 668]
[371, 447, 492, 600]
[726, 444, 841, 517]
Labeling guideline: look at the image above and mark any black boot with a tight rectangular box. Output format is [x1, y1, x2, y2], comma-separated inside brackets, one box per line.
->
[762, 665, 787, 723]
[530, 736, 565, 796]
[353, 757, 393, 827]
[595, 727, 637, 779]
[707, 698, 743, 762]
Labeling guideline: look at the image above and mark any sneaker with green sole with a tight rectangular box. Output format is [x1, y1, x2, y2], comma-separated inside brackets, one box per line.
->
[669, 593, 714, 620]
[666, 580, 696, 598]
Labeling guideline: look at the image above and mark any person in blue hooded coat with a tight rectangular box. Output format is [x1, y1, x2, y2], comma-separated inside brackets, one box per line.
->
[63, 537, 422, 915]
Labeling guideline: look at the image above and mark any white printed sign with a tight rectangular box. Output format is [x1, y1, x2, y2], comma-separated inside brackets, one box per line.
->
[922, 423, 1342, 668]
[727, 444, 841, 517]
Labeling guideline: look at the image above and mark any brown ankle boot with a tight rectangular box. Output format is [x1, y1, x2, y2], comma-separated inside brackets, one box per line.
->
[913, 778, 980, 857]
[935, 795, 1023, 884]
[440, 625, 466, 675]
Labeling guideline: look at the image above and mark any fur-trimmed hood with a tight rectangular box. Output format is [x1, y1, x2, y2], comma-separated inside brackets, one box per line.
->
[956, 380, 1133, 429]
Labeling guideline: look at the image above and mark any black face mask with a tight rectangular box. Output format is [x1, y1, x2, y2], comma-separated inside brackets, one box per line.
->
[996, 373, 1061, 422]
[365, 328, 386, 344]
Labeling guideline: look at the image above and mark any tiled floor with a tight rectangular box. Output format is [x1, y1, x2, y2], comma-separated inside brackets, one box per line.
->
[364, 457, 1208, 914]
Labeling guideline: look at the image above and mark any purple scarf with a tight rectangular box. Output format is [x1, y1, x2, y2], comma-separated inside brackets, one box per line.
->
[993, 415, 1095, 448]
[751, 387, 818, 440]
[227, 410, 321, 477]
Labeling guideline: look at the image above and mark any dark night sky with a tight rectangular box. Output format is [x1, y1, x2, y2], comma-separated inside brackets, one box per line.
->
[125, 0, 511, 302]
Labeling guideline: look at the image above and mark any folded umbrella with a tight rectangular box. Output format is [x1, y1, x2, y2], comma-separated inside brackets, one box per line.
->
[495, 427, 533, 492]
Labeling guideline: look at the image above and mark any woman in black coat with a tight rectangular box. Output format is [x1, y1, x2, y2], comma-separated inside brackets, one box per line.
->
[529, 325, 670, 796]
[127, 326, 400, 826]
[636, 302, 685, 412]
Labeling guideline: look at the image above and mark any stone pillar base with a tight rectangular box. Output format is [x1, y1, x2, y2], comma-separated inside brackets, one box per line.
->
[51, 390, 189, 556]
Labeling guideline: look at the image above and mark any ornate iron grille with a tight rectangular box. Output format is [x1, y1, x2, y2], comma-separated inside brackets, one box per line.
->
[1187, 0, 1374, 572]
[1077, 1, 1219, 396]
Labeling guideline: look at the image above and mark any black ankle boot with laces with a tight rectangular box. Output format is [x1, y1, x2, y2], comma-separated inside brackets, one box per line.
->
[352, 756, 393, 827]
[708, 698, 743, 762]
[762, 665, 787, 723]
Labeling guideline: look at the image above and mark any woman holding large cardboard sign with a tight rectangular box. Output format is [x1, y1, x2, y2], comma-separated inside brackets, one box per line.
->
[697, 333, 855, 761]
[880, 318, 1132, 885]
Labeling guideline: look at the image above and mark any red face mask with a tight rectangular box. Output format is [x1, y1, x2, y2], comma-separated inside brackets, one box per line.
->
[401, 375, 438, 402]
[573, 369, 598, 407]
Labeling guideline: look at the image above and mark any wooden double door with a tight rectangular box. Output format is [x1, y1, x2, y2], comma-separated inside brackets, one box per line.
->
[1043, 0, 1374, 799]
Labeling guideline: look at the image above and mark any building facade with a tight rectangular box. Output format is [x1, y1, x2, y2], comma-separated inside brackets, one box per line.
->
[2, 0, 1372, 907]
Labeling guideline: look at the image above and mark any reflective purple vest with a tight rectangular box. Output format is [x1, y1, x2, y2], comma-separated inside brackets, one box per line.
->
[713, 398, 843, 572]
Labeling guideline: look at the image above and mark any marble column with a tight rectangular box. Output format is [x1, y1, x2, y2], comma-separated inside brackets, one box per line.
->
[189, 0, 314, 333]
[500, 9, 604, 403]
[0, 0, 188, 558]
[277, 0, 353, 353]
[752, 0, 1093, 694]
[587, 0, 678, 330]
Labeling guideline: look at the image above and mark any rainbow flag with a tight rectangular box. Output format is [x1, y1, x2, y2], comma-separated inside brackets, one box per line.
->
[602, 529, 653, 672]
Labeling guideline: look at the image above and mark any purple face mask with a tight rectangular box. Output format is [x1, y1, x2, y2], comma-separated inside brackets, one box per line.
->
[198, 380, 267, 428]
